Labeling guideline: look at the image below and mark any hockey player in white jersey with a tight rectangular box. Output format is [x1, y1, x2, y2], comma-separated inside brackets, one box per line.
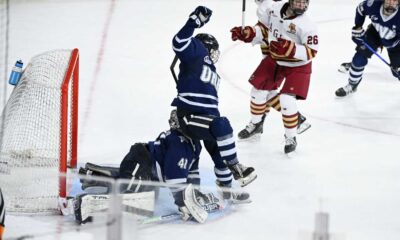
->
[235, 0, 311, 141]
[231, 0, 318, 153]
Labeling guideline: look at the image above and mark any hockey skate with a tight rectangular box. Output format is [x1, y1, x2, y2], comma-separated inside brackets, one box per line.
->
[338, 62, 351, 73]
[284, 135, 297, 154]
[238, 114, 266, 140]
[335, 83, 357, 97]
[216, 180, 251, 204]
[226, 162, 257, 187]
[297, 112, 311, 134]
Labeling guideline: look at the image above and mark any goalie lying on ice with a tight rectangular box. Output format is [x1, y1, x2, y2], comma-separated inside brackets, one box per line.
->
[76, 110, 250, 223]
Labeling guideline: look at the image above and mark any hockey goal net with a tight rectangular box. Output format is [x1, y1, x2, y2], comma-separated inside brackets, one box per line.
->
[0, 48, 79, 214]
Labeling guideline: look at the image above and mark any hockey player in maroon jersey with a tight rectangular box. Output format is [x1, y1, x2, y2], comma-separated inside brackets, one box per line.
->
[231, 0, 318, 154]
[235, 0, 311, 141]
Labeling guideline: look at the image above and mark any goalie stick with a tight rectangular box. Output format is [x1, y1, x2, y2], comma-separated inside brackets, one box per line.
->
[138, 201, 223, 225]
[170, 55, 179, 84]
[139, 185, 252, 225]
[338, 42, 399, 78]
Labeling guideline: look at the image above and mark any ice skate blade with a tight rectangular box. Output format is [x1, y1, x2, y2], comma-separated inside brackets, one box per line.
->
[335, 93, 355, 99]
[338, 67, 349, 73]
[297, 122, 311, 134]
[238, 173, 257, 187]
[285, 151, 297, 158]
[229, 198, 252, 204]
[237, 133, 262, 142]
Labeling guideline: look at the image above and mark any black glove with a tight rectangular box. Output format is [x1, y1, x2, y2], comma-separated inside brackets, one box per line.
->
[188, 6, 212, 28]
[351, 26, 365, 45]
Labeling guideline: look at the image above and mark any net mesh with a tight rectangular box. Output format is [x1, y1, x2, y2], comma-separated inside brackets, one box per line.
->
[0, 49, 75, 214]
[0, 0, 9, 109]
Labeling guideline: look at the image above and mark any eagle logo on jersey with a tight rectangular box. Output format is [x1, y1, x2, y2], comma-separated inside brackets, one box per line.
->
[288, 23, 297, 34]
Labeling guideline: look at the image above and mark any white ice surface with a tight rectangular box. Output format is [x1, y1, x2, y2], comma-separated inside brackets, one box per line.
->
[2, 0, 400, 239]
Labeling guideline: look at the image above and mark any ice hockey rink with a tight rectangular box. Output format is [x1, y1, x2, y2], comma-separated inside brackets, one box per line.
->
[1, 0, 400, 239]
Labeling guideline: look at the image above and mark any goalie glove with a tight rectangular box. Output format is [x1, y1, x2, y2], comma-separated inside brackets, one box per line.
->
[188, 6, 212, 28]
[177, 184, 225, 223]
[230, 26, 256, 43]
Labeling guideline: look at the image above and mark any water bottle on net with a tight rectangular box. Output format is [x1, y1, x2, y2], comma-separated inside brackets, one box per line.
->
[9, 60, 24, 86]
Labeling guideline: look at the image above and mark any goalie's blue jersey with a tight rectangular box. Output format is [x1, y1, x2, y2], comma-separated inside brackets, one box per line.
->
[355, 0, 400, 48]
[171, 22, 221, 117]
[147, 129, 201, 185]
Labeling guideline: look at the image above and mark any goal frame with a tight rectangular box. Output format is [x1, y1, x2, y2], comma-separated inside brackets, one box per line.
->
[59, 48, 79, 199]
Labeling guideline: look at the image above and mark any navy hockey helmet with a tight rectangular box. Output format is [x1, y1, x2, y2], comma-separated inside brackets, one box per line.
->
[195, 33, 220, 63]
[289, 0, 309, 15]
[383, 0, 399, 14]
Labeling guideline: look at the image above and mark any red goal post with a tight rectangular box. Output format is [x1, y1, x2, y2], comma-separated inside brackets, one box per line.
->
[60, 48, 79, 199]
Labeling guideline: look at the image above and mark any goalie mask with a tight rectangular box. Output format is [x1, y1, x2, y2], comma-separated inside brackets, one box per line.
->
[195, 33, 220, 63]
[168, 109, 180, 130]
[383, 0, 399, 14]
[289, 0, 309, 15]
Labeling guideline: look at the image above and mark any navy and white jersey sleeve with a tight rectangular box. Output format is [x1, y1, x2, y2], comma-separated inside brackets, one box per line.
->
[355, 0, 369, 27]
[172, 22, 203, 62]
[171, 21, 221, 117]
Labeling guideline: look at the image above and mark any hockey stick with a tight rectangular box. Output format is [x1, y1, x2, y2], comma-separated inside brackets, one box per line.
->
[170, 55, 179, 84]
[361, 40, 399, 78]
[138, 201, 224, 225]
[242, 0, 246, 29]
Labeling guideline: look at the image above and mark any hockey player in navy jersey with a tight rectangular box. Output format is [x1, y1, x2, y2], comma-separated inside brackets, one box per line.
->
[78, 110, 250, 223]
[0, 188, 4, 239]
[171, 6, 257, 187]
[336, 0, 400, 97]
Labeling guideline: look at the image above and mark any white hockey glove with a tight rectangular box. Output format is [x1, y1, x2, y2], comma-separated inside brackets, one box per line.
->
[188, 6, 212, 28]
